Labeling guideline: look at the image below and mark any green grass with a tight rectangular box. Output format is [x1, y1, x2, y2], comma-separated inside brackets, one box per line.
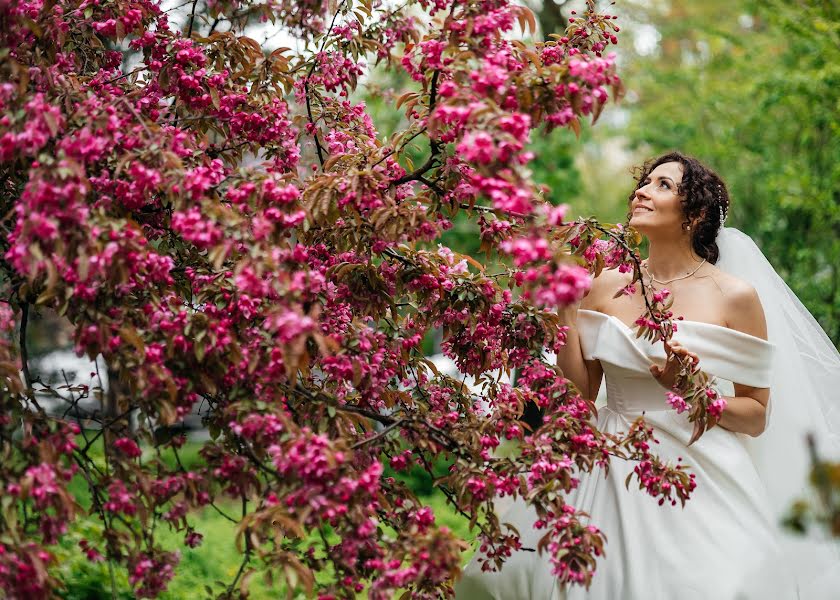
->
[57, 438, 478, 599]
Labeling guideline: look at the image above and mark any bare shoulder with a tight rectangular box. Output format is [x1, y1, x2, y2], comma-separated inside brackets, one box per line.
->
[583, 266, 634, 312]
[706, 266, 768, 339]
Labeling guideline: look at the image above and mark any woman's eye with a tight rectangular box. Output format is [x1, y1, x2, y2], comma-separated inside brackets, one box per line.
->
[660, 181, 670, 189]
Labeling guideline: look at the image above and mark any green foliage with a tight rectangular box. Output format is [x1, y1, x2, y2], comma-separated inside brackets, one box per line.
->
[529, 126, 583, 206]
[56, 520, 133, 599]
[621, 0, 840, 342]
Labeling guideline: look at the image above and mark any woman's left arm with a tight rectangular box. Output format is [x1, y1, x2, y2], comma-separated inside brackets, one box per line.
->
[717, 283, 770, 437]
[718, 384, 769, 437]
[652, 283, 770, 437]
[655, 340, 769, 437]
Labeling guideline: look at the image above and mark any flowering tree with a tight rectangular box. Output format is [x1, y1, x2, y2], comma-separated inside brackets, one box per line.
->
[0, 0, 718, 597]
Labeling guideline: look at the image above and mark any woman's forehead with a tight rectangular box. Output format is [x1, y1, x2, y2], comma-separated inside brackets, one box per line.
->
[650, 161, 684, 182]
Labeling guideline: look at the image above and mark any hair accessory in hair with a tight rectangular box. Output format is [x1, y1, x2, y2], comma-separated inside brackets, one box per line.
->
[718, 184, 728, 227]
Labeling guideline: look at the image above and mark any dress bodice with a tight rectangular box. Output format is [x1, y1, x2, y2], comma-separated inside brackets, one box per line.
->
[577, 309, 776, 416]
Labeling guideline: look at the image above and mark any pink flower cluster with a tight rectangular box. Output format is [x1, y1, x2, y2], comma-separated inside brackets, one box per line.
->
[114, 437, 142, 459]
[545, 504, 602, 585]
[296, 51, 365, 100]
[706, 389, 727, 418]
[666, 391, 688, 413]
[500, 236, 552, 267]
[520, 263, 592, 309]
[0, 93, 63, 161]
[171, 207, 224, 249]
[0, 542, 56, 599]
[128, 551, 180, 598]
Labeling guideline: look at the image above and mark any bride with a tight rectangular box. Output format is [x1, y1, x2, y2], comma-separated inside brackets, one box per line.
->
[456, 152, 840, 599]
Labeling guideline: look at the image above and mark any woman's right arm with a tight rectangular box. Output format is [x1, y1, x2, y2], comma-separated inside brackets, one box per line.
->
[555, 276, 604, 400]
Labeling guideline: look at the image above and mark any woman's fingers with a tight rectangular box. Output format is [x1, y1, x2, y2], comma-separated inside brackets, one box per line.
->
[665, 340, 700, 365]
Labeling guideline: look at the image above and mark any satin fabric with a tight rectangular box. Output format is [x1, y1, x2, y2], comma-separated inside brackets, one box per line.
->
[456, 309, 800, 599]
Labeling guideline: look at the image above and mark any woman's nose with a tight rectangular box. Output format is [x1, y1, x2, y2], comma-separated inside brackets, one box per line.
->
[635, 186, 650, 200]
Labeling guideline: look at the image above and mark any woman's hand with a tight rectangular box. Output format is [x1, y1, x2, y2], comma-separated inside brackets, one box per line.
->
[558, 297, 583, 322]
[649, 339, 699, 390]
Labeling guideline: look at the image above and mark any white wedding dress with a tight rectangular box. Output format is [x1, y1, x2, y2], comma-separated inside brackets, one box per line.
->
[456, 309, 799, 600]
[457, 228, 840, 599]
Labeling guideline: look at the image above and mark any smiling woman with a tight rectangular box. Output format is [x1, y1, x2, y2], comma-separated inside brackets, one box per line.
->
[628, 151, 730, 266]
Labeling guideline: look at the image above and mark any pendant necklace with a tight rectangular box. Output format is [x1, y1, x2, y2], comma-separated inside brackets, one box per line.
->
[644, 259, 707, 285]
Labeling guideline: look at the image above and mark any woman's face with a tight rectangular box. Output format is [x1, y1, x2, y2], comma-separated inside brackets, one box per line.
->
[628, 161, 687, 234]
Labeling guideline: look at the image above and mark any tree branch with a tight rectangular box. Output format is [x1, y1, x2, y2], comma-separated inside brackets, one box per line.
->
[19, 303, 32, 390]
[186, 0, 200, 38]
[350, 418, 404, 449]
[303, 82, 326, 167]
[226, 496, 252, 596]
[333, 403, 396, 426]
[391, 149, 440, 186]
[383, 247, 413, 267]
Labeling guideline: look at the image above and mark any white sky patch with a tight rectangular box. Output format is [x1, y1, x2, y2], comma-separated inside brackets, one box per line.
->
[161, 0, 301, 51]
[633, 23, 660, 56]
[738, 13, 755, 30]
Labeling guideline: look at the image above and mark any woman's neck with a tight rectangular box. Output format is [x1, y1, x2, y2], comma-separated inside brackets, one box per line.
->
[645, 240, 705, 282]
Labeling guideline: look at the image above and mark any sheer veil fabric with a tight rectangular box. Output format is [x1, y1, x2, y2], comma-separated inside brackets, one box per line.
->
[715, 227, 840, 506]
[715, 227, 840, 596]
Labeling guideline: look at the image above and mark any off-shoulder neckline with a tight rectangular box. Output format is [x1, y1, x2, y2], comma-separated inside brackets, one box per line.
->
[578, 309, 773, 346]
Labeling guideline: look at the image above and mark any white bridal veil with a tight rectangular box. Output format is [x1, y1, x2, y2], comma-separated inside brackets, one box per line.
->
[716, 227, 840, 598]
[715, 227, 840, 515]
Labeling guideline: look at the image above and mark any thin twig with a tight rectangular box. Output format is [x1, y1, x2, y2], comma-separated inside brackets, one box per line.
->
[302, 0, 350, 168]
[186, 0, 200, 37]
[371, 127, 427, 169]
[350, 418, 404, 449]
[81, 407, 137, 453]
[333, 403, 396, 426]
[103, 66, 147, 86]
[458, 203, 497, 214]
[208, 500, 239, 524]
[19, 303, 32, 390]
[227, 496, 252, 595]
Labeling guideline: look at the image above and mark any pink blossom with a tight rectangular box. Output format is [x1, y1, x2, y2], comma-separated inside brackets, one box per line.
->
[666, 391, 688, 414]
[114, 437, 142, 459]
[708, 396, 727, 418]
[500, 236, 552, 266]
[457, 131, 497, 164]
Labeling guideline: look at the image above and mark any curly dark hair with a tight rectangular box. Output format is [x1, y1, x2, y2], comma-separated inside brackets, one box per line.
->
[627, 151, 730, 264]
